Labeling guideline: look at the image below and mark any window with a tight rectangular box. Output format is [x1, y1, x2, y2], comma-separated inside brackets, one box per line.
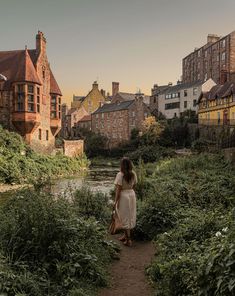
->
[217, 112, 220, 123]
[193, 88, 198, 95]
[51, 95, 57, 118]
[42, 69, 45, 79]
[184, 101, 187, 108]
[38, 129, 42, 140]
[221, 52, 226, 61]
[101, 113, 104, 119]
[193, 99, 197, 107]
[205, 50, 207, 58]
[165, 102, 180, 110]
[37, 87, 40, 113]
[217, 54, 220, 62]
[198, 50, 201, 57]
[221, 39, 226, 48]
[96, 114, 99, 119]
[144, 112, 148, 119]
[153, 97, 157, 103]
[27, 84, 34, 112]
[132, 111, 135, 117]
[184, 90, 187, 97]
[46, 130, 49, 141]
[16, 84, 25, 111]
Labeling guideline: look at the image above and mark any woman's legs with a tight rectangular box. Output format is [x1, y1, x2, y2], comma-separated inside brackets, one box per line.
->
[123, 229, 132, 246]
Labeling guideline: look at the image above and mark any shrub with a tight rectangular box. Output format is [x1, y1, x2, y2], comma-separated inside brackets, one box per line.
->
[0, 189, 118, 295]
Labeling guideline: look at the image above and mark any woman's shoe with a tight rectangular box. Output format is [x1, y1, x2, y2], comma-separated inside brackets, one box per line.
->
[118, 234, 126, 242]
[123, 238, 132, 247]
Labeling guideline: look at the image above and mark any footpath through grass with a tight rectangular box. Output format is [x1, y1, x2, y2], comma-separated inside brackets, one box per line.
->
[134, 153, 235, 296]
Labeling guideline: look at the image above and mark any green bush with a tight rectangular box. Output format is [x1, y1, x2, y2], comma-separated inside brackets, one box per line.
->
[0, 189, 118, 295]
[0, 126, 90, 184]
[135, 153, 235, 295]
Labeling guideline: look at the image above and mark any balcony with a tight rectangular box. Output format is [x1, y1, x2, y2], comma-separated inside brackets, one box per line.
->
[50, 117, 61, 136]
[12, 111, 41, 135]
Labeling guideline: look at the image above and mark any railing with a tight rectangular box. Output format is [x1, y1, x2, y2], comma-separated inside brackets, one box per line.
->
[198, 119, 235, 126]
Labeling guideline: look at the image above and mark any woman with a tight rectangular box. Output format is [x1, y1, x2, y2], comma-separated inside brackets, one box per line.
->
[114, 157, 137, 247]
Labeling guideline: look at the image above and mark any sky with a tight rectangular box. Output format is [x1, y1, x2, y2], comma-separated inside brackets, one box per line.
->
[1, 0, 235, 104]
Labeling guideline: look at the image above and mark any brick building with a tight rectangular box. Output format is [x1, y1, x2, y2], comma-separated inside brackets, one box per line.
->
[0, 31, 62, 153]
[91, 93, 150, 147]
[182, 31, 235, 85]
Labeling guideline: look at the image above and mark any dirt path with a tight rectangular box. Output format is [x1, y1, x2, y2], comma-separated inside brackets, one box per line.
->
[99, 236, 155, 296]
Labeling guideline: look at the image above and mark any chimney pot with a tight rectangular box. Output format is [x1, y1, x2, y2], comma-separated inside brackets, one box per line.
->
[112, 82, 119, 97]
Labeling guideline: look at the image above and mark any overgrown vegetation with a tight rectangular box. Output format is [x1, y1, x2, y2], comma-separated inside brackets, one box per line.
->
[134, 153, 235, 295]
[0, 187, 118, 295]
[0, 126, 89, 184]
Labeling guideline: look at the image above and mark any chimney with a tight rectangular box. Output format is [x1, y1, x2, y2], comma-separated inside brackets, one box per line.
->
[168, 82, 173, 86]
[36, 31, 46, 55]
[100, 89, 106, 97]
[220, 70, 228, 85]
[207, 34, 220, 44]
[92, 81, 98, 89]
[112, 82, 119, 97]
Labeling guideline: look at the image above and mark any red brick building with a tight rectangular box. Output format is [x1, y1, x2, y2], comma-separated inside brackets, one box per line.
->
[182, 31, 235, 85]
[0, 31, 62, 153]
[91, 93, 150, 147]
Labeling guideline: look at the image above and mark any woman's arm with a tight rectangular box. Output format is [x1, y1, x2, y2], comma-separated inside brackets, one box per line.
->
[114, 185, 122, 208]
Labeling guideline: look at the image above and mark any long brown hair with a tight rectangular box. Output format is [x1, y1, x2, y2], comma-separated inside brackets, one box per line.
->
[120, 157, 134, 183]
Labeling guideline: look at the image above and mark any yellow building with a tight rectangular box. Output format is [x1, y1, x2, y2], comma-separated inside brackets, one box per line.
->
[198, 82, 235, 126]
[71, 81, 106, 114]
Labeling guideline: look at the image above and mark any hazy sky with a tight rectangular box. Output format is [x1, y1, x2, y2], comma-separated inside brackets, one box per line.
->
[1, 0, 235, 103]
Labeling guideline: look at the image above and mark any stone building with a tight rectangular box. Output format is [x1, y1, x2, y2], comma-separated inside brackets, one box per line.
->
[76, 114, 91, 130]
[111, 82, 150, 106]
[152, 79, 215, 119]
[198, 82, 235, 126]
[71, 81, 106, 113]
[91, 93, 150, 147]
[0, 31, 62, 153]
[182, 31, 235, 84]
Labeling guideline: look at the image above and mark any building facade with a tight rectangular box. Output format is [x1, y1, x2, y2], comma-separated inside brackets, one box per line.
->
[154, 79, 215, 119]
[150, 83, 173, 116]
[91, 94, 150, 147]
[182, 31, 235, 84]
[0, 31, 62, 153]
[198, 82, 235, 126]
[71, 81, 106, 114]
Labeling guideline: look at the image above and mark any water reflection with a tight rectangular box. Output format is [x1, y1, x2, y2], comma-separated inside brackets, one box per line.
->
[51, 166, 119, 198]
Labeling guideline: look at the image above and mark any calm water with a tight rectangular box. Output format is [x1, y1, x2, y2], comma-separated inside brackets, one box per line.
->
[51, 166, 119, 198]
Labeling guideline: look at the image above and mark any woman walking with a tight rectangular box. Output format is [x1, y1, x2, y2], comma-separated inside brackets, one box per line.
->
[114, 157, 137, 247]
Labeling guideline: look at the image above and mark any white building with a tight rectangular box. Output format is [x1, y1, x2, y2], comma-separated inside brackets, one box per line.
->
[156, 79, 216, 119]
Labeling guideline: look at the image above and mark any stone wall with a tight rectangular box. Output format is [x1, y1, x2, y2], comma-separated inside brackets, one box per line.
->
[63, 140, 84, 157]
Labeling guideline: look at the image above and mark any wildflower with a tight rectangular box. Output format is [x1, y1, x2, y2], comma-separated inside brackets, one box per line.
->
[215, 231, 222, 237]
[222, 227, 228, 233]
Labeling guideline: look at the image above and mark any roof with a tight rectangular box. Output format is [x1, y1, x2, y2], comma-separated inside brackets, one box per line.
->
[0, 48, 62, 95]
[160, 81, 204, 95]
[93, 100, 134, 114]
[73, 95, 86, 102]
[199, 81, 235, 102]
[78, 115, 91, 122]
[0, 49, 41, 88]
[50, 68, 62, 95]
[67, 108, 77, 115]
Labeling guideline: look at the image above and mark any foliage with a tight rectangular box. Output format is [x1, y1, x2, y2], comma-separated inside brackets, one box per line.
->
[135, 153, 235, 295]
[0, 188, 118, 296]
[0, 126, 90, 184]
[191, 138, 217, 153]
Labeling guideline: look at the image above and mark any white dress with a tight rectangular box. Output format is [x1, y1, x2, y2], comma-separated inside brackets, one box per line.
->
[114, 171, 137, 229]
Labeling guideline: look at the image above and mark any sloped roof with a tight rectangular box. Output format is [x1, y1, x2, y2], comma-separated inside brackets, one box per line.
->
[0, 47, 62, 96]
[160, 80, 204, 95]
[199, 81, 235, 102]
[93, 100, 134, 114]
[79, 115, 91, 122]
[0, 49, 41, 88]
[50, 68, 62, 95]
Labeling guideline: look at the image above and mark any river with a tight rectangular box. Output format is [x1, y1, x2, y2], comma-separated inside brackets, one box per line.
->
[51, 165, 119, 198]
